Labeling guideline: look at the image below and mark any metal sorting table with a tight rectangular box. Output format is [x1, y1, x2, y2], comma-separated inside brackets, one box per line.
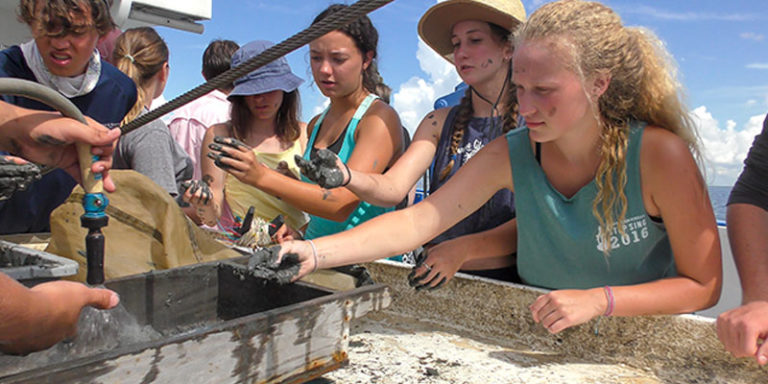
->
[0, 258, 391, 384]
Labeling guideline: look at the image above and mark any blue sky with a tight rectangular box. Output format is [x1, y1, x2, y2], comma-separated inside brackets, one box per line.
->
[155, 0, 768, 186]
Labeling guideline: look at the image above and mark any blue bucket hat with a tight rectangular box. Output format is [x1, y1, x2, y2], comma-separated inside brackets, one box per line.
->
[229, 40, 304, 98]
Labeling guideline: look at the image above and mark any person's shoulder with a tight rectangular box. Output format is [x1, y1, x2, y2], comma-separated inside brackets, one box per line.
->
[0, 46, 30, 76]
[98, 61, 137, 94]
[362, 98, 401, 130]
[640, 125, 691, 158]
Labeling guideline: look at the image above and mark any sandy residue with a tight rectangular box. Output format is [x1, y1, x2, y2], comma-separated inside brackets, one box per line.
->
[323, 313, 663, 384]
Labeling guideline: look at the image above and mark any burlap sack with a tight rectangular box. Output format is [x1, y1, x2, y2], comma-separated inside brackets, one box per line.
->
[46, 170, 240, 282]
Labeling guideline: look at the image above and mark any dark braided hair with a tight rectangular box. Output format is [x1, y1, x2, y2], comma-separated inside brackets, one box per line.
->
[438, 23, 518, 181]
[312, 3, 391, 103]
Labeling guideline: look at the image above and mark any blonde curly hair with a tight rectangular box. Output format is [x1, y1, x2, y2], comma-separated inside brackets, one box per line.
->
[514, 0, 701, 251]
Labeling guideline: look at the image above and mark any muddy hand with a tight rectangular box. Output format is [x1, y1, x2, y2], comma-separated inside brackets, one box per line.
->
[0, 156, 41, 200]
[246, 246, 301, 284]
[181, 179, 212, 204]
[294, 149, 349, 188]
[408, 249, 447, 291]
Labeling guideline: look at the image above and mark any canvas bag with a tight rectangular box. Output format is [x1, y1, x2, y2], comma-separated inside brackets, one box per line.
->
[46, 170, 240, 282]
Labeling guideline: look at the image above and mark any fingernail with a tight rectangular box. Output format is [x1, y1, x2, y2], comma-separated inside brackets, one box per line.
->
[759, 355, 767, 365]
[109, 292, 120, 307]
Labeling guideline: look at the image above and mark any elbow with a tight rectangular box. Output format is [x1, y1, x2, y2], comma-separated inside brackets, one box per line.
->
[324, 204, 358, 222]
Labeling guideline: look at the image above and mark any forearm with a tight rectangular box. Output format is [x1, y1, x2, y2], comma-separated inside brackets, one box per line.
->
[452, 218, 518, 270]
[312, 202, 441, 268]
[346, 170, 416, 207]
[610, 275, 719, 317]
[253, 168, 360, 221]
[727, 203, 768, 303]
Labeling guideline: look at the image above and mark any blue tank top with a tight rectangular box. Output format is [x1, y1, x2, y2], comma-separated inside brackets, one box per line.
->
[302, 94, 393, 239]
[429, 106, 515, 245]
[506, 120, 675, 289]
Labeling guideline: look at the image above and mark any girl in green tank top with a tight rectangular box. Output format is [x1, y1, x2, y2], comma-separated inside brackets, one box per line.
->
[204, 4, 404, 242]
[270, 0, 721, 336]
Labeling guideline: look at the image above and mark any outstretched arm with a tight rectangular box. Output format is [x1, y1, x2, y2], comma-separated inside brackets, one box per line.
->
[299, 109, 447, 207]
[0, 273, 119, 355]
[275, 137, 515, 279]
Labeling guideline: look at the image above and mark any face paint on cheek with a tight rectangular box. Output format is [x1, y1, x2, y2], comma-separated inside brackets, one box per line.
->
[480, 59, 494, 69]
[548, 107, 557, 118]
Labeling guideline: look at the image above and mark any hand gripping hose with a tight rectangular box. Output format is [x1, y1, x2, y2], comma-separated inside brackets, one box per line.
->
[0, 77, 108, 285]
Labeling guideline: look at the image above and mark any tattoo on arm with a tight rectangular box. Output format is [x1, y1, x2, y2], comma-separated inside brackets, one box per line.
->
[322, 189, 331, 201]
[202, 174, 214, 185]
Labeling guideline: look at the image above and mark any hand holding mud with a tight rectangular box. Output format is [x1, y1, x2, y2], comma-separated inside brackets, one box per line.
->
[294, 148, 350, 189]
[0, 156, 41, 200]
[245, 244, 316, 284]
[207, 136, 270, 185]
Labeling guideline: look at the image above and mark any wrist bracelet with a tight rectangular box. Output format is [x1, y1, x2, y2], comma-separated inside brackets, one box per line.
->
[603, 285, 615, 317]
[341, 162, 351, 187]
[307, 239, 319, 273]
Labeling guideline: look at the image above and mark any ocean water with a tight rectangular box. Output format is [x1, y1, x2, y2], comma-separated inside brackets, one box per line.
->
[709, 185, 732, 223]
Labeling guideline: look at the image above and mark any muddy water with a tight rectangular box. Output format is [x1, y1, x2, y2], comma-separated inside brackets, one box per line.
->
[0, 300, 161, 377]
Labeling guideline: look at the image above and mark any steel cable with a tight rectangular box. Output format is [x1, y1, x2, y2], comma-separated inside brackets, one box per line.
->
[120, 0, 394, 135]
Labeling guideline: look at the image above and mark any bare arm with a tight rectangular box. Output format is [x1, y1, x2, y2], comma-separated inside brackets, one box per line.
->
[183, 124, 229, 226]
[343, 109, 446, 206]
[411, 218, 518, 289]
[727, 204, 768, 302]
[277, 137, 515, 278]
[213, 102, 404, 221]
[531, 127, 722, 333]
[0, 273, 118, 354]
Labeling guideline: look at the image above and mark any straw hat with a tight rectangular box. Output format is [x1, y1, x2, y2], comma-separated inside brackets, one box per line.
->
[418, 0, 526, 61]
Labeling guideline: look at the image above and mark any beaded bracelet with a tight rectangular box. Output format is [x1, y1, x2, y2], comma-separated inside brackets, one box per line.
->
[603, 285, 615, 316]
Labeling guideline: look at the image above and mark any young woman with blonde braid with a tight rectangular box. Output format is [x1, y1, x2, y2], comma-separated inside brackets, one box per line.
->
[112, 27, 193, 198]
[297, 0, 525, 286]
[273, 0, 722, 334]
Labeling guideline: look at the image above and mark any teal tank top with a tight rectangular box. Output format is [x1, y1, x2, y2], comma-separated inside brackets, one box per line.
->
[302, 94, 393, 239]
[506, 120, 675, 289]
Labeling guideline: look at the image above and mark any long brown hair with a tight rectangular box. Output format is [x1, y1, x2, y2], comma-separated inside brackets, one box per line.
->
[112, 27, 169, 123]
[229, 91, 302, 143]
[312, 3, 391, 103]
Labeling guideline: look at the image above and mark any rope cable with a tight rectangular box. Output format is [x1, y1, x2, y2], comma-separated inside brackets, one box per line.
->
[120, 0, 394, 135]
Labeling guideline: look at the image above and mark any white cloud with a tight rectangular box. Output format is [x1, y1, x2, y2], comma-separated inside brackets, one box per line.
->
[312, 98, 330, 117]
[695, 106, 764, 186]
[391, 40, 461, 134]
[746, 63, 768, 70]
[622, 5, 754, 22]
[740, 32, 765, 42]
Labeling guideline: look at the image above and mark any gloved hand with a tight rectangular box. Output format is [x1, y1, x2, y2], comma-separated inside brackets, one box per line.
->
[0, 155, 41, 200]
[294, 148, 350, 189]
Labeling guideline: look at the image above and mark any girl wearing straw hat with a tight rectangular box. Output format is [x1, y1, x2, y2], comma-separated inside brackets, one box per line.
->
[297, 0, 525, 286]
[207, 4, 404, 241]
[270, 0, 721, 334]
[183, 40, 310, 236]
